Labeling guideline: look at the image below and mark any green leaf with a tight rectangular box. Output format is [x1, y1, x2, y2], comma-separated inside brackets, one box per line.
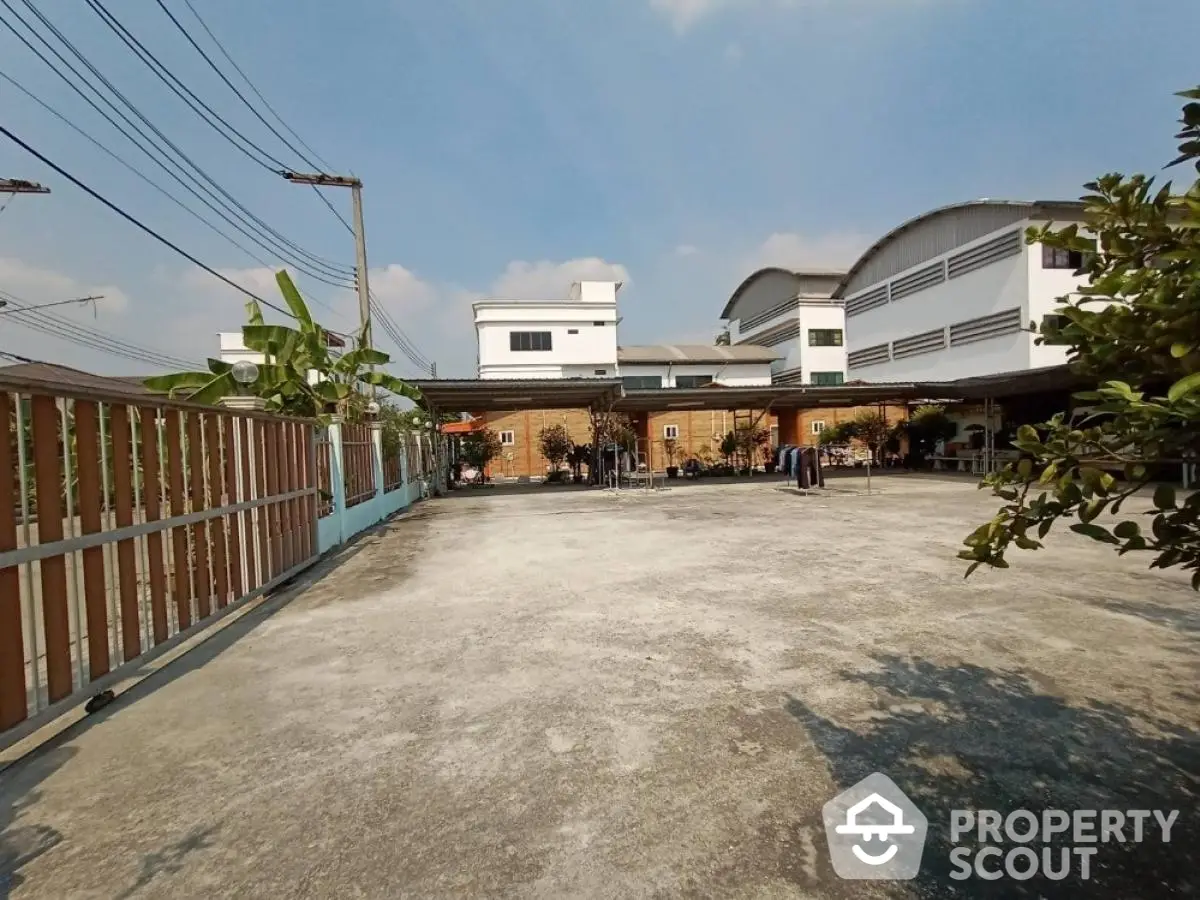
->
[275, 270, 314, 329]
[1070, 523, 1120, 544]
[1017, 458, 1033, 479]
[1170, 342, 1194, 359]
[1113, 520, 1140, 538]
[1154, 483, 1177, 510]
[1167, 372, 1200, 404]
[1037, 518, 1054, 539]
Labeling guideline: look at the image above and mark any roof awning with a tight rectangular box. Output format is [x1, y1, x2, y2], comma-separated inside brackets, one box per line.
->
[409, 364, 1088, 413]
[615, 383, 934, 412]
[409, 378, 623, 412]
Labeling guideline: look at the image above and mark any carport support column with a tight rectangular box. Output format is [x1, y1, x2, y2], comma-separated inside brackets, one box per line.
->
[635, 412, 652, 472]
[777, 409, 801, 447]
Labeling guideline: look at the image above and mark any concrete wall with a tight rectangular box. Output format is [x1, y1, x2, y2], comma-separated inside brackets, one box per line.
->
[315, 422, 432, 554]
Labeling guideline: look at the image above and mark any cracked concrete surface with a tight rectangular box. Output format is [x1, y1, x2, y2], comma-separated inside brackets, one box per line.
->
[1, 476, 1197, 898]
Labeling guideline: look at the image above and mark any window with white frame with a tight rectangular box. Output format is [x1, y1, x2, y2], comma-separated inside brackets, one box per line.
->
[811, 421, 826, 435]
[663, 424, 679, 440]
[500, 430, 515, 446]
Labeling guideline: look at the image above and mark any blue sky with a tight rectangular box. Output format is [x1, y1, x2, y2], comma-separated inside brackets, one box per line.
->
[1, 0, 1197, 377]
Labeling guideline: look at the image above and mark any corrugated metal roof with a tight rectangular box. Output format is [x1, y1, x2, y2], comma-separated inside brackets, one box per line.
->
[835, 199, 1088, 298]
[0, 362, 161, 396]
[617, 344, 782, 364]
[720, 267, 847, 320]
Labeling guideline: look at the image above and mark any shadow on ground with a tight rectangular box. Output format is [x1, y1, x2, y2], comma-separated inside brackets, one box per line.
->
[787, 654, 1199, 898]
[0, 509, 432, 897]
[0, 746, 72, 899]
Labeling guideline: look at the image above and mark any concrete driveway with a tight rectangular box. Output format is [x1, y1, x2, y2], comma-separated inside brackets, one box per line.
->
[1, 477, 1197, 898]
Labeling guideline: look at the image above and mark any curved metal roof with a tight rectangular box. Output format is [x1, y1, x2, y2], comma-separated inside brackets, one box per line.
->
[719, 267, 846, 320]
[832, 199, 1086, 299]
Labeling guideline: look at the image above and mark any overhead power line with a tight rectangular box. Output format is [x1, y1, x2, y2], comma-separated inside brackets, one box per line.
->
[2, 0, 355, 284]
[154, 0, 331, 174]
[0, 123, 300, 320]
[84, 0, 290, 173]
[0, 289, 202, 369]
[0, 69, 349, 322]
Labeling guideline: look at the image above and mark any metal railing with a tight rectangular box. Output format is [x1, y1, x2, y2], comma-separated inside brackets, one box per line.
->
[0, 374, 320, 746]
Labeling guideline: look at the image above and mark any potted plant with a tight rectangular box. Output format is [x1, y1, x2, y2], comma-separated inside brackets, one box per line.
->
[663, 437, 680, 478]
[567, 443, 591, 484]
[538, 424, 573, 485]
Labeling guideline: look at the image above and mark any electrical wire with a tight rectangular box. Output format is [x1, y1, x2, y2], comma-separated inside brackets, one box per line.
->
[154, 0, 330, 174]
[369, 296, 434, 373]
[178, 0, 336, 173]
[313, 185, 355, 236]
[0, 290, 203, 369]
[0, 123, 301, 320]
[84, 0, 290, 173]
[4, 0, 355, 283]
[0, 69, 350, 322]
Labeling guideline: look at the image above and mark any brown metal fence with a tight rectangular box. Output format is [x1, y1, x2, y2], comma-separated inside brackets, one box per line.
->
[383, 453, 403, 493]
[342, 422, 375, 508]
[315, 426, 334, 517]
[0, 374, 320, 745]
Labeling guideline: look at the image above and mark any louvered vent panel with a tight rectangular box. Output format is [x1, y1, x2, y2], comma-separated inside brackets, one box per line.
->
[847, 343, 890, 369]
[761, 322, 801, 347]
[890, 262, 945, 302]
[891, 328, 946, 360]
[845, 285, 889, 318]
[948, 308, 1023, 347]
[947, 230, 1022, 279]
[740, 297, 800, 332]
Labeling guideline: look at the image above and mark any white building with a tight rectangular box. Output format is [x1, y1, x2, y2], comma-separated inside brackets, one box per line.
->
[474, 280, 621, 380]
[837, 199, 1088, 382]
[719, 269, 848, 386]
[473, 280, 777, 386]
[615, 344, 779, 388]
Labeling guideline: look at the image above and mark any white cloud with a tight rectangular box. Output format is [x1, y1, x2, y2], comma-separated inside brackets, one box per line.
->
[674, 244, 700, 257]
[651, 0, 736, 31]
[0, 256, 131, 315]
[743, 231, 870, 272]
[489, 257, 631, 299]
[650, 0, 948, 31]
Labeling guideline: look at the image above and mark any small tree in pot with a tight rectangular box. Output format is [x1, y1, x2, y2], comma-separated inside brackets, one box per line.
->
[567, 443, 591, 484]
[539, 424, 573, 483]
[460, 428, 502, 484]
[663, 437, 680, 478]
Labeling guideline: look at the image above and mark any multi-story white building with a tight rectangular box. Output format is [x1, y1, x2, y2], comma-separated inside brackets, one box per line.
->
[836, 199, 1088, 382]
[719, 269, 848, 386]
[473, 280, 777, 386]
[474, 280, 621, 380]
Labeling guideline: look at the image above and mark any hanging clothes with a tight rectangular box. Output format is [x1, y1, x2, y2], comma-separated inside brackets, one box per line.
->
[795, 447, 825, 490]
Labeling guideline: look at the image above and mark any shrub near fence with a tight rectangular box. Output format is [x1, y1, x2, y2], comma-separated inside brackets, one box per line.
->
[0, 374, 319, 743]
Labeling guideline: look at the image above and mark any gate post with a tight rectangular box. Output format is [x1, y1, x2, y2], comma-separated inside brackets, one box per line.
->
[327, 415, 347, 545]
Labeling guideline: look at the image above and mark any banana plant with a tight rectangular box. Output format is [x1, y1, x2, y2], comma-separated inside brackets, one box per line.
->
[144, 271, 421, 421]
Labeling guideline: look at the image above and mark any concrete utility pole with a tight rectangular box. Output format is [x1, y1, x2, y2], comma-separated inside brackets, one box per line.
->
[280, 172, 373, 391]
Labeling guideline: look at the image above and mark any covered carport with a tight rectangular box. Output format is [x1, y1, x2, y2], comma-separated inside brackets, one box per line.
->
[408, 378, 624, 489]
[410, 378, 951, 487]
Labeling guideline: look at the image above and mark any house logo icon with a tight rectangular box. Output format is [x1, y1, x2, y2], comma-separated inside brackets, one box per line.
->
[822, 773, 928, 880]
